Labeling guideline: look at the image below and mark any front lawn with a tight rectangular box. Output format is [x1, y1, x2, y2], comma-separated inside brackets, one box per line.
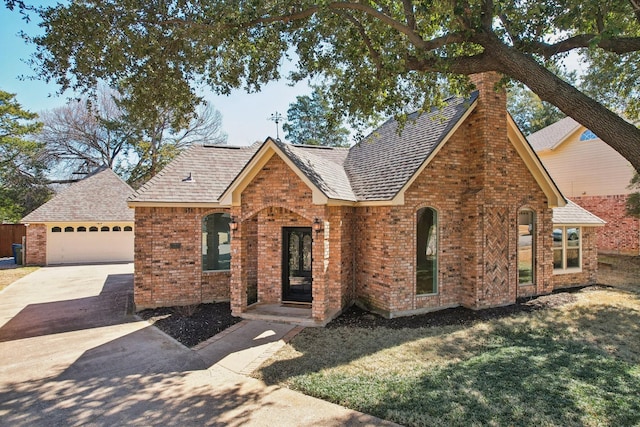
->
[255, 256, 640, 426]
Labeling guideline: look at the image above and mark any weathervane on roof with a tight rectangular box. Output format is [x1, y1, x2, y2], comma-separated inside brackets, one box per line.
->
[268, 111, 283, 142]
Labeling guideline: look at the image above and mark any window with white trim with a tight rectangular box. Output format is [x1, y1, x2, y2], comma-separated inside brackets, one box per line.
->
[552, 226, 581, 272]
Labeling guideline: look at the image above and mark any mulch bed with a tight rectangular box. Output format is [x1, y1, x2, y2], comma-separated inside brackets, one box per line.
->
[137, 286, 601, 348]
[138, 302, 242, 348]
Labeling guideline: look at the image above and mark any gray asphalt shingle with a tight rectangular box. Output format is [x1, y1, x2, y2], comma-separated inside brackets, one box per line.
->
[22, 168, 134, 223]
[344, 92, 478, 200]
[129, 94, 479, 205]
[552, 200, 605, 225]
[528, 117, 581, 152]
[129, 143, 259, 204]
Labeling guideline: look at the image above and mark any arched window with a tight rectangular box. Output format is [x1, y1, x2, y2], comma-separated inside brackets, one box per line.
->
[64, 226, 74, 232]
[77, 226, 87, 232]
[518, 209, 535, 285]
[89, 226, 98, 232]
[202, 213, 231, 271]
[52, 227, 62, 233]
[124, 226, 133, 231]
[112, 226, 121, 232]
[101, 226, 110, 232]
[416, 207, 438, 294]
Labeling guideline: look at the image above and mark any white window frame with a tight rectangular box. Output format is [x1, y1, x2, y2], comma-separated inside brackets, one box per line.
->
[552, 226, 582, 274]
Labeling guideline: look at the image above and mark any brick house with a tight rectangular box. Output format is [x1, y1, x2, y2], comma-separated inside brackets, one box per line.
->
[128, 73, 603, 325]
[529, 117, 639, 255]
[22, 168, 135, 265]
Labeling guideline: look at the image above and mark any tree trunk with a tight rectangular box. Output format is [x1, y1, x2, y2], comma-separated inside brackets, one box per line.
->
[482, 36, 640, 172]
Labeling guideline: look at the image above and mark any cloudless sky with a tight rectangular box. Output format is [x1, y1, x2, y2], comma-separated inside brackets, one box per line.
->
[0, 3, 308, 146]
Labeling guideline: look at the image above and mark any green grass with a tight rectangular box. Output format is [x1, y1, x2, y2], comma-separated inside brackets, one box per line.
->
[256, 255, 640, 426]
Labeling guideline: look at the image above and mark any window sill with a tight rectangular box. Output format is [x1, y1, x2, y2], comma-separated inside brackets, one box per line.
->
[416, 292, 438, 297]
[553, 268, 582, 275]
[203, 269, 231, 274]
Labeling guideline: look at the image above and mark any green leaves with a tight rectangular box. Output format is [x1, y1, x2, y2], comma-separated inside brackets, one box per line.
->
[0, 90, 50, 222]
[21, 0, 640, 169]
[283, 87, 350, 146]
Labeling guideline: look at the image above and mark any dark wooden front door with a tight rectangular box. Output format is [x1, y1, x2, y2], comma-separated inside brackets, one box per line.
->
[282, 227, 313, 303]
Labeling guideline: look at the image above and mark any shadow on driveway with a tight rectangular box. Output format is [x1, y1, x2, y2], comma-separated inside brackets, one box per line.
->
[0, 273, 134, 342]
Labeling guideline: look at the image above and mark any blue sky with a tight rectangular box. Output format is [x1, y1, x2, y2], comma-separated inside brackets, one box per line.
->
[0, 4, 308, 145]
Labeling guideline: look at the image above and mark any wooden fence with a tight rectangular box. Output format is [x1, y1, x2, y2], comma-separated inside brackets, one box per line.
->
[0, 224, 26, 258]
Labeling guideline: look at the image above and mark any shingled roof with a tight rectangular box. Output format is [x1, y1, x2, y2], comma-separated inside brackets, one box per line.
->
[528, 117, 582, 152]
[552, 200, 605, 226]
[129, 92, 489, 206]
[344, 92, 478, 200]
[22, 168, 134, 223]
[129, 144, 259, 205]
[276, 141, 356, 201]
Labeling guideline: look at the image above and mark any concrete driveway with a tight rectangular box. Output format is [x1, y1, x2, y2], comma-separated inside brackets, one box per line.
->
[0, 264, 396, 426]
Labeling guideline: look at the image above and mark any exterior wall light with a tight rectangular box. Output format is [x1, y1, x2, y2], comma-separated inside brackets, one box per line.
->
[230, 217, 238, 232]
[313, 217, 323, 233]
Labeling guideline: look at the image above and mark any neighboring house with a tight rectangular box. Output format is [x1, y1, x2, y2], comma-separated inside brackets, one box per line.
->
[128, 73, 604, 326]
[22, 168, 135, 265]
[529, 117, 639, 255]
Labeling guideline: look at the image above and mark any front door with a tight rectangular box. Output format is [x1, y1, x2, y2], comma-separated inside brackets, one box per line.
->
[282, 227, 313, 303]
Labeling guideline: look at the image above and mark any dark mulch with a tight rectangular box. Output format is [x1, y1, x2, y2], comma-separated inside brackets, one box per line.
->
[138, 302, 242, 348]
[327, 287, 590, 329]
[138, 286, 602, 348]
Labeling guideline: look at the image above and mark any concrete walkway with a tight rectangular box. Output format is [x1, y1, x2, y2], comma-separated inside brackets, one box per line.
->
[0, 264, 397, 426]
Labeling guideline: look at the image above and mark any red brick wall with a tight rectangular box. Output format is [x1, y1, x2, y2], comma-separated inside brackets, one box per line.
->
[25, 224, 46, 266]
[572, 195, 640, 255]
[230, 154, 341, 322]
[133, 206, 231, 310]
[353, 72, 555, 317]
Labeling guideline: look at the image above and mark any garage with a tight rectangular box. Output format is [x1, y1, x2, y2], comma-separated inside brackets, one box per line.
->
[46, 223, 134, 264]
[22, 168, 135, 266]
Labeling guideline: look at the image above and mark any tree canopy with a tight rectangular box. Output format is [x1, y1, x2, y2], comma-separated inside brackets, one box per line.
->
[0, 90, 51, 222]
[283, 88, 350, 146]
[39, 89, 228, 189]
[13, 0, 640, 170]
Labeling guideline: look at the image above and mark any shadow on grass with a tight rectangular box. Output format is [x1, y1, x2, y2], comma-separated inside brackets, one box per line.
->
[257, 301, 640, 426]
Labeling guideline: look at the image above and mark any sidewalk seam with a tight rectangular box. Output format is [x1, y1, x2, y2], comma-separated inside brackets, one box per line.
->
[239, 325, 305, 376]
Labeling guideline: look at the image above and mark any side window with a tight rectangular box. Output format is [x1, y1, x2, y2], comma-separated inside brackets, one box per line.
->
[202, 213, 231, 271]
[553, 227, 581, 272]
[416, 207, 438, 295]
[518, 209, 535, 285]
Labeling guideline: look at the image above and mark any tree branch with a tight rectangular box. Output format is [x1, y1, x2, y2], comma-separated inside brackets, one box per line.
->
[481, 0, 493, 30]
[528, 35, 640, 58]
[405, 52, 496, 74]
[339, 11, 383, 73]
[402, 0, 417, 31]
[630, 0, 640, 24]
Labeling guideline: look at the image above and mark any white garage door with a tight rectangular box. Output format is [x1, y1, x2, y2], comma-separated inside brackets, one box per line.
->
[47, 224, 134, 265]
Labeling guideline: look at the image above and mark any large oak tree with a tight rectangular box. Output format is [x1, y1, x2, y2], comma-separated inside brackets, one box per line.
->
[11, 0, 640, 169]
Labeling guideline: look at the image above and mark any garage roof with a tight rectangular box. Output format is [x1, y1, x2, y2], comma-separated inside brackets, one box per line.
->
[22, 168, 135, 223]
